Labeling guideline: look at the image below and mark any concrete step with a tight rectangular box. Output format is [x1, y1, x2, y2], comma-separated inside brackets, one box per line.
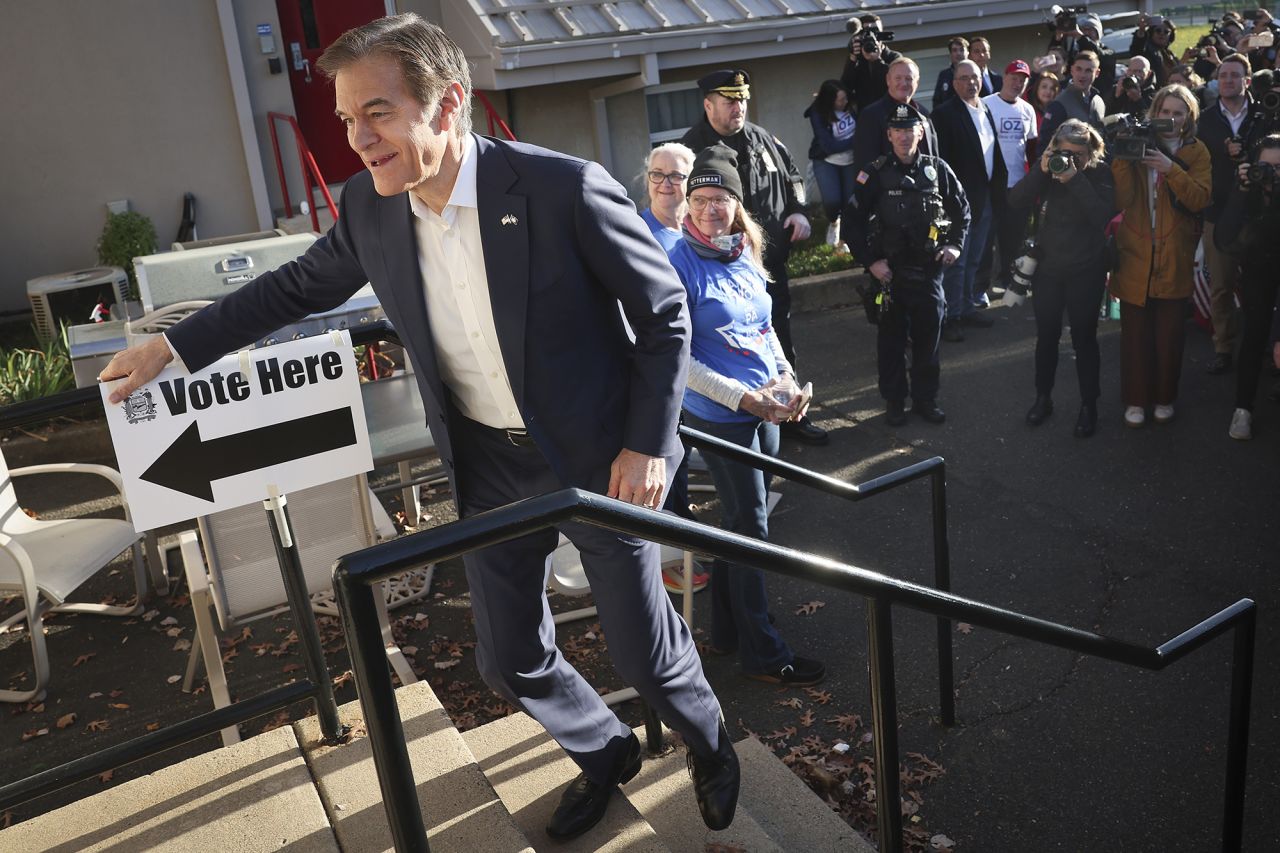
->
[461, 713, 668, 853]
[0, 726, 338, 852]
[294, 681, 532, 853]
[622, 729, 783, 853]
[734, 735, 875, 852]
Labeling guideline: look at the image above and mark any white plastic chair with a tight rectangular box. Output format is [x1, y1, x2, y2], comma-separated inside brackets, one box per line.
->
[177, 474, 416, 745]
[0, 447, 147, 703]
[123, 300, 213, 348]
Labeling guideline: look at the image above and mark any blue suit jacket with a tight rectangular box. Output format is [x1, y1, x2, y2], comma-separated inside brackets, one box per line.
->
[167, 134, 691, 493]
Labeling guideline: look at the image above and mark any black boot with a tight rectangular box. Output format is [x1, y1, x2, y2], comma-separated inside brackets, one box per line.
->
[1025, 395, 1053, 426]
[546, 732, 642, 840]
[886, 399, 907, 426]
[687, 721, 740, 830]
[1074, 402, 1097, 438]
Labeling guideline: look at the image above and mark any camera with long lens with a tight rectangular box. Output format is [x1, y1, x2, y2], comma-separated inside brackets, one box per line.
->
[1002, 238, 1041, 307]
[856, 28, 895, 54]
[1102, 113, 1175, 160]
[1048, 149, 1076, 175]
[1247, 89, 1280, 139]
[1247, 162, 1277, 185]
[1121, 75, 1141, 93]
[1050, 4, 1089, 31]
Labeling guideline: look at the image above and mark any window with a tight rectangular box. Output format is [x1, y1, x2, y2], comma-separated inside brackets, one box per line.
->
[910, 48, 950, 112]
[646, 83, 702, 145]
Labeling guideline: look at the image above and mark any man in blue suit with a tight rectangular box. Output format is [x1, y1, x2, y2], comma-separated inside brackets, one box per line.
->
[101, 13, 737, 842]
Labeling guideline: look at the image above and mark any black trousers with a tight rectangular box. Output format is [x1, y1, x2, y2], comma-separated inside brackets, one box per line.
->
[1234, 263, 1280, 411]
[764, 244, 795, 367]
[1031, 264, 1106, 403]
[877, 277, 945, 403]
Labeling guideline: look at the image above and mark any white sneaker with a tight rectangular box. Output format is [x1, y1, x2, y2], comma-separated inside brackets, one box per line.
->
[1124, 406, 1145, 428]
[826, 222, 840, 248]
[1229, 408, 1253, 440]
[1153, 404, 1175, 423]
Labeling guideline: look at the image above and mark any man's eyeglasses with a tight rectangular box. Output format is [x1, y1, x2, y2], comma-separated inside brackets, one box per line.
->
[688, 195, 735, 211]
[648, 170, 688, 185]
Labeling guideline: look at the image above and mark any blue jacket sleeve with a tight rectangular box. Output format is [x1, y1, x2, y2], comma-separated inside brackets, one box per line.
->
[809, 111, 855, 157]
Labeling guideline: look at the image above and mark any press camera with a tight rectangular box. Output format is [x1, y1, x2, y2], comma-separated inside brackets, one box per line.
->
[856, 28, 895, 54]
[1102, 114, 1175, 160]
[1050, 4, 1089, 32]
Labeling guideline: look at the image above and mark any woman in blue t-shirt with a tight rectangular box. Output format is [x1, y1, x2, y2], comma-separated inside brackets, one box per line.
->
[640, 143, 695, 254]
[669, 144, 826, 687]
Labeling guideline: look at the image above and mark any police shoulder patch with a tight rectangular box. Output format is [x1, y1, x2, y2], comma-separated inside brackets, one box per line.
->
[856, 170, 870, 184]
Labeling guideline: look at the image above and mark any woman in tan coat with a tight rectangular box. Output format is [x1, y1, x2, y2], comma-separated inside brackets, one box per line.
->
[1111, 84, 1211, 427]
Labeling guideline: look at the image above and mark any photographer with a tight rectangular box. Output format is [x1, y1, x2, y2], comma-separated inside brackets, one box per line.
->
[1217, 134, 1280, 439]
[841, 14, 902, 112]
[1198, 53, 1255, 374]
[1111, 84, 1212, 428]
[1052, 12, 1117, 96]
[1130, 14, 1178, 86]
[1108, 56, 1157, 118]
[1007, 120, 1116, 437]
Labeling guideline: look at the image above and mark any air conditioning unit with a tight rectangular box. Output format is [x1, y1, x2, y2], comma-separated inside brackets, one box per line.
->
[27, 267, 130, 340]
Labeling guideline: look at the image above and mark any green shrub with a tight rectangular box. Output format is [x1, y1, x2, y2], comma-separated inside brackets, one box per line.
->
[787, 242, 857, 278]
[97, 210, 157, 300]
[0, 326, 75, 405]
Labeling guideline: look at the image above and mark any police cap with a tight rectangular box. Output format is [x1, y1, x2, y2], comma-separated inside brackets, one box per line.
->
[698, 69, 751, 100]
[887, 103, 922, 129]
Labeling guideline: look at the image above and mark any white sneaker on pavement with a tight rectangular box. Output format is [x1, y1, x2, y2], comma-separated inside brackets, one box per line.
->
[1124, 406, 1145, 428]
[1153, 404, 1175, 423]
[1229, 408, 1253, 440]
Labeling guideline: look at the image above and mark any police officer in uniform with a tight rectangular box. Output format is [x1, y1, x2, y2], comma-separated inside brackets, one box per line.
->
[842, 104, 970, 426]
[681, 69, 829, 445]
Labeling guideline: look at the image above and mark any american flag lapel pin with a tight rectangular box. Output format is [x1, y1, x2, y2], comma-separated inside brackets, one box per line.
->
[501, 213, 519, 226]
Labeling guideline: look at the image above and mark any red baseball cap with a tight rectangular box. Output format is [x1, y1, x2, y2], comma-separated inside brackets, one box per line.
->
[1005, 59, 1032, 77]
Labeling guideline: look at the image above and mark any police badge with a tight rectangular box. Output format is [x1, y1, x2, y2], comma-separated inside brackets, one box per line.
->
[923, 164, 937, 181]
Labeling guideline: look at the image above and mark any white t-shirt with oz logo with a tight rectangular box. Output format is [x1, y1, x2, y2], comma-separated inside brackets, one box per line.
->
[983, 93, 1038, 188]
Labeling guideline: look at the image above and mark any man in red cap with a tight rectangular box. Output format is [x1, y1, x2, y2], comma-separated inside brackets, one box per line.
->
[983, 60, 1039, 299]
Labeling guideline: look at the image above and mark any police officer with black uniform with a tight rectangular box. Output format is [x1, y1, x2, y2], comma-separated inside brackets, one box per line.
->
[842, 104, 970, 426]
[681, 69, 829, 445]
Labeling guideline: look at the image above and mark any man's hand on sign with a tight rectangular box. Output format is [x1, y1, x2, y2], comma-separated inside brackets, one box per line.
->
[607, 448, 666, 509]
[101, 337, 174, 405]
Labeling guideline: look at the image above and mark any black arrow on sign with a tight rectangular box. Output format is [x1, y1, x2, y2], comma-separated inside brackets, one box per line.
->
[140, 408, 358, 501]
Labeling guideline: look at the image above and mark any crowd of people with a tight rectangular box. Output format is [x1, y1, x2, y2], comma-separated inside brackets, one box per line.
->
[708, 9, 1280, 441]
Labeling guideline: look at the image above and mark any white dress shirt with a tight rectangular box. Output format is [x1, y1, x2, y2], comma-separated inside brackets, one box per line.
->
[408, 135, 524, 430]
[964, 100, 997, 181]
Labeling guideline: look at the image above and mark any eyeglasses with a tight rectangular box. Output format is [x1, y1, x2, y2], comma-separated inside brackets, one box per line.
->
[688, 195, 735, 211]
[647, 170, 688, 185]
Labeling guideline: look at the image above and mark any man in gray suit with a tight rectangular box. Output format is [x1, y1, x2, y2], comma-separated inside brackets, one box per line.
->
[101, 13, 737, 841]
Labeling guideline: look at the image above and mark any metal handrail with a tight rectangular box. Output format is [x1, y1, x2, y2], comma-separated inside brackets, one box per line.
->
[267, 112, 339, 233]
[473, 91, 517, 141]
[332, 489, 1255, 853]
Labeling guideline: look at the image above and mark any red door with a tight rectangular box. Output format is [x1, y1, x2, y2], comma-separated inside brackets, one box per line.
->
[275, 0, 387, 183]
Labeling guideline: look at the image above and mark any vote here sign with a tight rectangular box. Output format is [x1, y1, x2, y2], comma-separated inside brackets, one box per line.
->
[101, 332, 373, 531]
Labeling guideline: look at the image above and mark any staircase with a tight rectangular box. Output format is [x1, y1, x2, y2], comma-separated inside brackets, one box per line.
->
[0, 681, 874, 852]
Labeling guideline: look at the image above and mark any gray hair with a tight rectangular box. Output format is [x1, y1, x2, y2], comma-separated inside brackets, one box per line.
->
[316, 13, 473, 138]
[1050, 119, 1106, 169]
[645, 142, 695, 173]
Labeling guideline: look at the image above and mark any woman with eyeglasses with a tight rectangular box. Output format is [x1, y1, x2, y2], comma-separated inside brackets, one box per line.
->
[1007, 119, 1116, 437]
[804, 80, 857, 249]
[667, 143, 825, 687]
[1111, 84, 1211, 428]
[640, 142, 695, 253]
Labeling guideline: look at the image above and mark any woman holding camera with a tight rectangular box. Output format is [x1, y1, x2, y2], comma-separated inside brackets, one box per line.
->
[1008, 119, 1116, 436]
[1111, 84, 1211, 427]
[668, 144, 825, 686]
[1217, 134, 1280, 439]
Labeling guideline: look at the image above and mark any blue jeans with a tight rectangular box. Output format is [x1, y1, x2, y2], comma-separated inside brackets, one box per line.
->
[943, 198, 993, 320]
[681, 411, 792, 675]
[812, 158, 858, 223]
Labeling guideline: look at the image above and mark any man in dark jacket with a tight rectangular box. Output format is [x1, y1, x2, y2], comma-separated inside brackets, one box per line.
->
[932, 60, 1009, 340]
[841, 14, 903, 112]
[1041, 50, 1106, 142]
[680, 70, 828, 445]
[1107, 56, 1157, 117]
[933, 36, 970, 106]
[853, 57, 939, 171]
[1198, 52, 1256, 374]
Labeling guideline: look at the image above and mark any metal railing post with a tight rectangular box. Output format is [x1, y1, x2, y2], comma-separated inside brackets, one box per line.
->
[263, 493, 345, 743]
[931, 466, 956, 726]
[334, 569, 428, 853]
[1223, 609, 1256, 852]
[867, 598, 904, 853]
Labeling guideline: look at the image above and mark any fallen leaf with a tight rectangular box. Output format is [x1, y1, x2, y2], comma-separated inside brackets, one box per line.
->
[804, 688, 833, 705]
[29, 702, 45, 713]
[99, 770, 114, 783]
[794, 600, 825, 617]
[281, 663, 302, 673]
[72, 653, 96, 667]
[777, 697, 803, 709]
[21, 728, 49, 741]
[1, 811, 11, 829]
[165, 627, 183, 638]
[146, 722, 161, 732]
[930, 834, 955, 850]
[173, 639, 192, 652]
[107, 703, 129, 710]
[433, 659, 460, 670]
[956, 623, 973, 635]
[799, 709, 815, 728]
[159, 616, 179, 626]
[86, 720, 110, 733]
[166, 675, 182, 684]
[827, 713, 862, 732]
[109, 690, 124, 699]
[333, 671, 354, 689]
[56, 713, 77, 729]
[141, 609, 160, 622]
[88, 692, 103, 699]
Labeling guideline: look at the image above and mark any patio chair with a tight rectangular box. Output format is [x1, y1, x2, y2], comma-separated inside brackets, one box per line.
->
[177, 473, 416, 745]
[0, 447, 147, 703]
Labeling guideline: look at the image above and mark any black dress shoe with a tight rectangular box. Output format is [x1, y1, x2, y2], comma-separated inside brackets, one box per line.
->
[1025, 395, 1053, 426]
[959, 312, 994, 328]
[1073, 403, 1097, 438]
[886, 399, 907, 426]
[744, 655, 826, 687]
[911, 400, 946, 424]
[1207, 352, 1233, 374]
[780, 416, 830, 445]
[687, 722, 740, 831]
[546, 732, 642, 840]
[941, 319, 965, 342]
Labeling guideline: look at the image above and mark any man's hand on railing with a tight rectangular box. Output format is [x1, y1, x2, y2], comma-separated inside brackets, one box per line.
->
[607, 449, 666, 509]
[99, 336, 174, 405]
